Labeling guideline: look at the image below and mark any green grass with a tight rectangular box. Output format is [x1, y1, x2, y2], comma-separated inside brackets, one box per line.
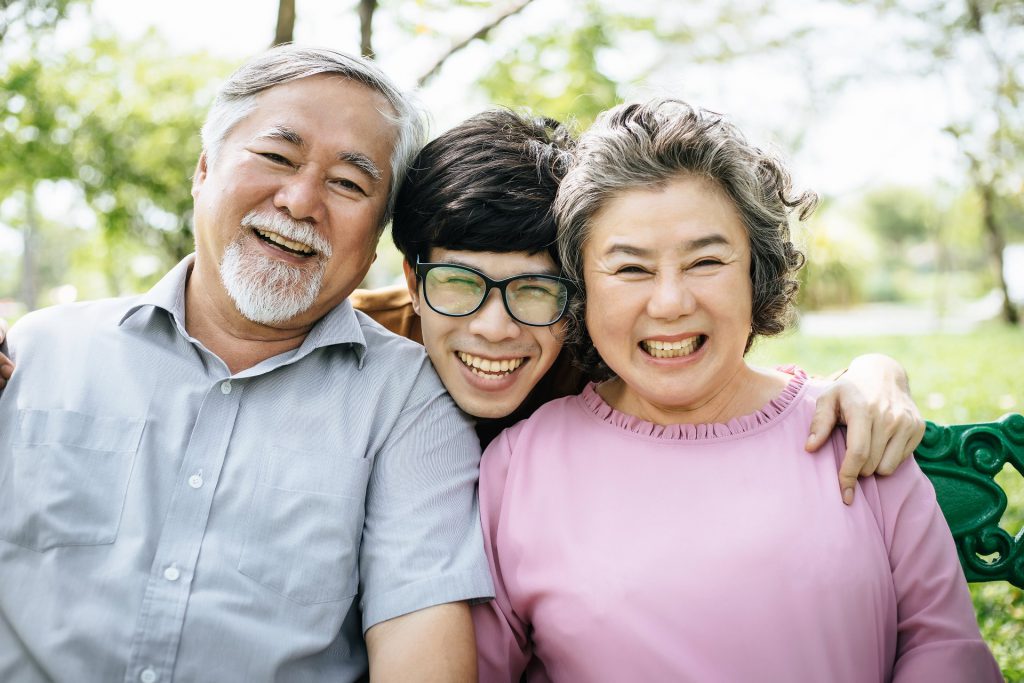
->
[749, 322, 1024, 680]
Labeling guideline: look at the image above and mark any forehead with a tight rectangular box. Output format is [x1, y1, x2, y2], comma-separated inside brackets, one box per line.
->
[428, 248, 559, 278]
[587, 175, 747, 250]
[232, 76, 397, 169]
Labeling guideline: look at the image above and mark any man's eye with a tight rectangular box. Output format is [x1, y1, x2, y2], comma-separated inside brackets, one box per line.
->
[331, 178, 366, 195]
[260, 152, 291, 165]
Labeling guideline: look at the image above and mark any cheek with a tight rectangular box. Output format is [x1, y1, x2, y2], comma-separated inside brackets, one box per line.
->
[535, 322, 566, 360]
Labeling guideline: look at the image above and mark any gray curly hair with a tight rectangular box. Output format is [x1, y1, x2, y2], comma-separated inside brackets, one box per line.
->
[200, 44, 427, 231]
[554, 98, 815, 380]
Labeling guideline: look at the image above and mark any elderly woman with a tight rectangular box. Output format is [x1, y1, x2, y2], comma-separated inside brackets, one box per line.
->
[471, 99, 1001, 682]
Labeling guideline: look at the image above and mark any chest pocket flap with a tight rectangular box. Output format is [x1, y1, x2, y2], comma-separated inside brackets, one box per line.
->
[1, 409, 145, 552]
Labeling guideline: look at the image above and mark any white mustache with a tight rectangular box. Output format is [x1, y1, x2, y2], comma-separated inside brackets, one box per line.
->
[240, 210, 333, 259]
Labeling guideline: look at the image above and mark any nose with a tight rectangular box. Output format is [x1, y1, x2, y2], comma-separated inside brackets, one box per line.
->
[274, 169, 325, 224]
[467, 289, 521, 342]
[646, 272, 696, 321]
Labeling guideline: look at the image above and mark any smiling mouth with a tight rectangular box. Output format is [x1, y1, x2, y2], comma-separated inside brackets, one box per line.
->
[457, 352, 527, 378]
[252, 228, 317, 257]
[640, 335, 706, 359]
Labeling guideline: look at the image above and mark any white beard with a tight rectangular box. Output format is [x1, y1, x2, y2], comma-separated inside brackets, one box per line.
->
[219, 236, 326, 325]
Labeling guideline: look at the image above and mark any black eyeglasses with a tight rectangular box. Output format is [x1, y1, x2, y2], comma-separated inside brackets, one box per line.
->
[415, 258, 574, 327]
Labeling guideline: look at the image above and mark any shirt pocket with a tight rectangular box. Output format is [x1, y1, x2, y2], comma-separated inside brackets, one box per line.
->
[0, 409, 144, 552]
[238, 445, 370, 605]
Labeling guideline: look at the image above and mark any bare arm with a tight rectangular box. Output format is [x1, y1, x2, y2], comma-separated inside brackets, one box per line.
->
[0, 318, 12, 390]
[366, 601, 477, 682]
[805, 354, 926, 505]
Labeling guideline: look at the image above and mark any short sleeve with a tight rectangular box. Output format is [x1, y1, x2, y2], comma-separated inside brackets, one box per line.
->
[358, 360, 494, 630]
[873, 454, 1003, 681]
[473, 426, 534, 680]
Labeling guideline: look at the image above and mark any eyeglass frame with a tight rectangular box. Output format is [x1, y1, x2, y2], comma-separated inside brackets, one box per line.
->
[414, 257, 576, 327]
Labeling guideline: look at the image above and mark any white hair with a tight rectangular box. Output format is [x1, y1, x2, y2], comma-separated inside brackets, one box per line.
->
[200, 45, 427, 230]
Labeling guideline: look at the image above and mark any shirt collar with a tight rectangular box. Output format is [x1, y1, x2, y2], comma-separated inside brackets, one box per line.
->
[119, 253, 367, 367]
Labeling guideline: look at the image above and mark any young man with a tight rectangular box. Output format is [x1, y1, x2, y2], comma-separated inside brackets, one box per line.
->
[351, 109, 926, 497]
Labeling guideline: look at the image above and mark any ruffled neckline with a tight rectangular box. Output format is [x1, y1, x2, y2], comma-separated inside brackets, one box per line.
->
[578, 369, 808, 441]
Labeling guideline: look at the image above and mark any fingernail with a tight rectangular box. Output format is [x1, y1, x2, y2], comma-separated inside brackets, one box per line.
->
[843, 487, 854, 505]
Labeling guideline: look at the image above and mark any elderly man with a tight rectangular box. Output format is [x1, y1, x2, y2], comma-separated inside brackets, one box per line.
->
[0, 46, 491, 682]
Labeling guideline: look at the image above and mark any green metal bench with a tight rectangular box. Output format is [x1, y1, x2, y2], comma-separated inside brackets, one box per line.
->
[916, 413, 1024, 588]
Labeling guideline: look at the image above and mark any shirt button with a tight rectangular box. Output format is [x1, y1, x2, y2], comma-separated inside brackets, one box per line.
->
[163, 565, 180, 582]
[140, 668, 158, 683]
[221, 380, 232, 394]
[188, 472, 203, 489]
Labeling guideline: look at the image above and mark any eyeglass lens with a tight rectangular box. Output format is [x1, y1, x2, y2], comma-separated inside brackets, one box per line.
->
[423, 265, 568, 325]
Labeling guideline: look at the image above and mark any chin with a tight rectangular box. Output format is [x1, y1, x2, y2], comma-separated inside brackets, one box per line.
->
[456, 396, 519, 421]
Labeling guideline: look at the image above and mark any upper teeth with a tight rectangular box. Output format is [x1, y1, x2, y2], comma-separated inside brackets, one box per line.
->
[255, 228, 315, 255]
[458, 352, 525, 374]
[642, 337, 701, 358]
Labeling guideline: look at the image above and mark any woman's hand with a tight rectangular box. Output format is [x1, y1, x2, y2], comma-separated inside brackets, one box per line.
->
[0, 318, 13, 389]
[805, 354, 926, 505]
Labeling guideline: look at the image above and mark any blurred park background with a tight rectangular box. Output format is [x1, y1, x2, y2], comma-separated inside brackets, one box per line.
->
[1, 0, 1022, 676]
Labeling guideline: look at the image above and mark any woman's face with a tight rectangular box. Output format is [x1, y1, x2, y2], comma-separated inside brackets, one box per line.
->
[582, 174, 754, 422]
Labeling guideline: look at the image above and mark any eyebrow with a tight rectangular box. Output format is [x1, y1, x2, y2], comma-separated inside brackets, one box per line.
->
[338, 151, 383, 182]
[603, 234, 731, 257]
[252, 126, 384, 183]
[441, 257, 559, 277]
[253, 125, 304, 146]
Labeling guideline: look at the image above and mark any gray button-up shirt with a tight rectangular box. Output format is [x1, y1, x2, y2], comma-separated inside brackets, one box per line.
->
[0, 256, 494, 682]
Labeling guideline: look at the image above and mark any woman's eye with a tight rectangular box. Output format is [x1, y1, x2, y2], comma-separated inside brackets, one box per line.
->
[615, 265, 648, 275]
[693, 258, 723, 268]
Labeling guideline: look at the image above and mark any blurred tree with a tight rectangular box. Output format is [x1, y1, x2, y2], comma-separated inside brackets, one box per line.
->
[844, 0, 1022, 324]
[0, 0, 83, 44]
[862, 187, 934, 247]
[273, 0, 295, 45]
[0, 34, 228, 305]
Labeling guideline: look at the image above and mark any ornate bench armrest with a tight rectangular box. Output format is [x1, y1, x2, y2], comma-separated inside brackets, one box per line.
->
[915, 414, 1024, 588]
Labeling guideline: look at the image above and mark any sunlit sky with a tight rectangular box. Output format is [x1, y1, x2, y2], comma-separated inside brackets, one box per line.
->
[83, 0, 971, 197]
[0, 0, 986, 265]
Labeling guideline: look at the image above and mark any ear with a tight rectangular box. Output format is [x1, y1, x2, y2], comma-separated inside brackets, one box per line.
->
[402, 259, 421, 315]
[191, 151, 209, 200]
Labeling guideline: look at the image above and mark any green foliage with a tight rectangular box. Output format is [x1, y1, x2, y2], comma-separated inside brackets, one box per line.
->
[0, 0, 83, 43]
[749, 323, 1024, 679]
[796, 211, 874, 309]
[477, 0, 622, 127]
[0, 33, 230, 298]
[862, 187, 935, 246]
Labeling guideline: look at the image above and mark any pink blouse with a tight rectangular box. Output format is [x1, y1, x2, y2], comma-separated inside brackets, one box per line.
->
[472, 372, 1002, 682]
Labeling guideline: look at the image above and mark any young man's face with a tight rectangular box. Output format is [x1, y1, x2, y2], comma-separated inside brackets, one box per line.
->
[404, 248, 566, 419]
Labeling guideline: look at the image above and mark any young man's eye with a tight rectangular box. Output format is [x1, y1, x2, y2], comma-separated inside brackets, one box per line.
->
[441, 276, 482, 289]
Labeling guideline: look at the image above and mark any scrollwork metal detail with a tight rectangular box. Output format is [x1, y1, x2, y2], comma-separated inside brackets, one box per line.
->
[915, 414, 1024, 588]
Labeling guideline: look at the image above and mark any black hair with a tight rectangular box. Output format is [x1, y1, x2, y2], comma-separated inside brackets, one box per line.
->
[391, 109, 576, 266]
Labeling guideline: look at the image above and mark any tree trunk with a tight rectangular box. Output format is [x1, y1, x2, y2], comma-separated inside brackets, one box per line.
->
[978, 180, 1019, 325]
[273, 0, 296, 46]
[359, 0, 377, 59]
[21, 187, 38, 312]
